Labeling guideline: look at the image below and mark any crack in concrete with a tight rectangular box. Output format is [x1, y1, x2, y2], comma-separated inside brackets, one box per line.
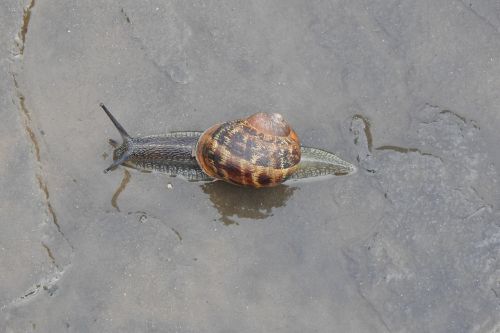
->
[15, 0, 36, 55]
[1, 0, 76, 313]
[120, 7, 132, 25]
[352, 114, 373, 152]
[439, 109, 467, 124]
[416, 104, 481, 136]
[375, 145, 443, 162]
[170, 227, 183, 243]
[36, 174, 64, 236]
[11, 2, 75, 249]
[20, 286, 39, 300]
[14, 74, 67, 239]
[13, 78, 73, 249]
[111, 169, 131, 212]
[457, 0, 500, 35]
[1, 269, 67, 311]
[41, 242, 60, 270]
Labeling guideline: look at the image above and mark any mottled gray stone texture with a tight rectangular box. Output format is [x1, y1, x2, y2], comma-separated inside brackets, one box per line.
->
[1, 1, 499, 332]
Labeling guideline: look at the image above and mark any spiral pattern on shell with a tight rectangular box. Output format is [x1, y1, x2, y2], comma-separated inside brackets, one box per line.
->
[195, 113, 301, 187]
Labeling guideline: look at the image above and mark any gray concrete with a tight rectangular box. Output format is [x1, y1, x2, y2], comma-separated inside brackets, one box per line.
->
[1, 0, 499, 332]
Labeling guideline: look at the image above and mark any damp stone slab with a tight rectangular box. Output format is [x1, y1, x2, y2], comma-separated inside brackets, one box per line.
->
[1, 1, 500, 332]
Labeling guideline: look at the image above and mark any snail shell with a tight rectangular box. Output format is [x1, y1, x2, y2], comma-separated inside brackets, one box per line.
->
[195, 113, 301, 187]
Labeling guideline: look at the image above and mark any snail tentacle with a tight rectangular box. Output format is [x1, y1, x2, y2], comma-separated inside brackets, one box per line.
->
[104, 152, 131, 173]
[100, 103, 131, 140]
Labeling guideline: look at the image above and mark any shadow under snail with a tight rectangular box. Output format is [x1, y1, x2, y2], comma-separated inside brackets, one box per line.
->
[100, 103, 356, 188]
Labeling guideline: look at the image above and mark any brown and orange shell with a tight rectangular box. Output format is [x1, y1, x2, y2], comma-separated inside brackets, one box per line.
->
[195, 112, 301, 188]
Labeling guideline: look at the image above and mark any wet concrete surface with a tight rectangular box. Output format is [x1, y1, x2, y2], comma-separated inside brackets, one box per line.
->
[1, 0, 499, 332]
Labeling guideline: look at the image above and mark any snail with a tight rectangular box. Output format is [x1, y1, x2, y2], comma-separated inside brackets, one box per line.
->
[100, 103, 356, 187]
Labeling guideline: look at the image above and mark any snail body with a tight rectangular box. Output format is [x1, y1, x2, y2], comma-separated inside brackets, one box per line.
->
[100, 103, 356, 187]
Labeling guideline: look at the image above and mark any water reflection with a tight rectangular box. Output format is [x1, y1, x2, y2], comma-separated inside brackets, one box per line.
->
[201, 181, 298, 225]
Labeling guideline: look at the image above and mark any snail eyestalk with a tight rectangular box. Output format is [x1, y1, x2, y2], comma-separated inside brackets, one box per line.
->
[108, 139, 119, 148]
[104, 152, 130, 173]
[100, 103, 133, 173]
[100, 103, 131, 140]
